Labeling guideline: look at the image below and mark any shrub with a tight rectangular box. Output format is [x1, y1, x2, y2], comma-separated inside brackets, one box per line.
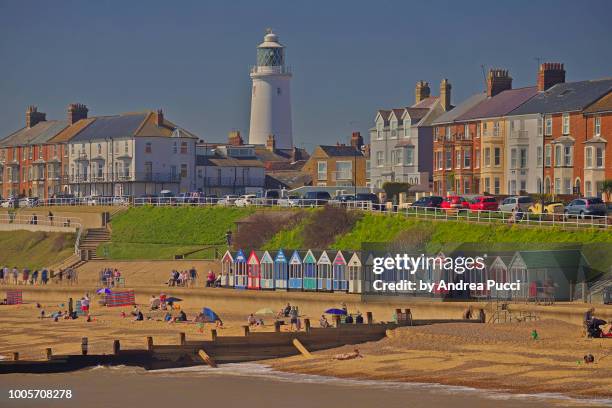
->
[233, 211, 306, 250]
[302, 206, 361, 249]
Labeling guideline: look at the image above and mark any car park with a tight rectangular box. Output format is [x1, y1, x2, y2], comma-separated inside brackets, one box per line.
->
[499, 196, 533, 212]
[469, 196, 498, 212]
[564, 197, 607, 218]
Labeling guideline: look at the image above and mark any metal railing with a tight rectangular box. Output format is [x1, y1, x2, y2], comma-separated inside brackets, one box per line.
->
[0, 213, 81, 229]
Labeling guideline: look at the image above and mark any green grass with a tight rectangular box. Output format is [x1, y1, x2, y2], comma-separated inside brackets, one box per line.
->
[261, 218, 308, 250]
[97, 242, 220, 260]
[110, 206, 254, 245]
[0, 230, 75, 269]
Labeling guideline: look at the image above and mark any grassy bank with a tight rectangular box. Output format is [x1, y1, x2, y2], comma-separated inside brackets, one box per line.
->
[0, 230, 75, 269]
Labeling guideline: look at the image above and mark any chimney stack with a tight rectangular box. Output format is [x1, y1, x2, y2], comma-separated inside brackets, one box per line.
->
[266, 134, 276, 152]
[415, 81, 431, 104]
[538, 62, 566, 92]
[67, 103, 88, 125]
[350, 131, 364, 151]
[26, 106, 46, 128]
[156, 109, 164, 127]
[228, 130, 244, 146]
[487, 69, 512, 97]
[440, 79, 452, 111]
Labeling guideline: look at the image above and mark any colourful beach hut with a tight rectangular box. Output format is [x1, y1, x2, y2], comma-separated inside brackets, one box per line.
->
[363, 253, 375, 293]
[332, 250, 348, 291]
[274, 249, 288, 290]
[259, 251, 275, 289]
[220, 250, 234, 288]
[247, 250, 261, 290]
[317, 251, 332, 291]
[234, 249, 248, 289]
[347, 252, 363, 294]
[302, 250, 318, 291]
[288, 250, 303, 290]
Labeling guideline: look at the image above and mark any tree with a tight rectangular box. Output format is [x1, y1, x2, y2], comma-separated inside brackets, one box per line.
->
[602, 179, 612, 203]
[382, 182, 411, 204]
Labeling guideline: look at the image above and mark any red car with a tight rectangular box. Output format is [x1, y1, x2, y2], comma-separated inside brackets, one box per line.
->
[469, 196, 498, 212]
[441, 196, 470, 211]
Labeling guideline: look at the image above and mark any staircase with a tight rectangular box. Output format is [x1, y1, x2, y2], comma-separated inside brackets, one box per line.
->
[79, 227, 111, 261]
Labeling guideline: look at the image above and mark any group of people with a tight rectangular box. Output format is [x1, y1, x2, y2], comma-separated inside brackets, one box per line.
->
[129, 304, 187, 323]
[584, 307, 612, 338]
[0, 266, 77, 285]
[100, 268, 122, 287]
[148, 293, 177, 311]
[167, 267, 199, 287]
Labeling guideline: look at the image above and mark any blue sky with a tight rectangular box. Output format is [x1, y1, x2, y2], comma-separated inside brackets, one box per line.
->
[0, 0, 610, 150]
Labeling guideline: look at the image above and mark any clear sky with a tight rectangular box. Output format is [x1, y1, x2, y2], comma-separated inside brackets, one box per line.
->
[0, 0, 611, 150]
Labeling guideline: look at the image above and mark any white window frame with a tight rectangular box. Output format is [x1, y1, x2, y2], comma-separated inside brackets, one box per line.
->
[544, 115, 552, 136]
[317, 161, 327, 180]
[594, 116, 601, 136]
[562, 113, 570, 135]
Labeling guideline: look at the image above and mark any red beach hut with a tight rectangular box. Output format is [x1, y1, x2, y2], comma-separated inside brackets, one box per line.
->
[247, 250, 261, 290]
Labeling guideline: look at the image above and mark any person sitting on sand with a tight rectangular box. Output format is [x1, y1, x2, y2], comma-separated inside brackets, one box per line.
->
[320, 315, 330, 328]
[164, 312, 173, 322]
[345, 314, 353, 324]
[215, 318, 224, 328]
[355, 312, 364, 324]
[206, 270, 216, 287]
[177, 310, 187, 322]
[332, 349, 363, 361]
[134, 310, 144, 321]
[149, 295, 160, 310]
[248, 313, 257, 326]
[131, 305, 140, 317]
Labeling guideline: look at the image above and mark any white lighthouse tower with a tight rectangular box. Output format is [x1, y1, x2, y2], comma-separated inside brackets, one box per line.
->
[248, 29, 293, 150]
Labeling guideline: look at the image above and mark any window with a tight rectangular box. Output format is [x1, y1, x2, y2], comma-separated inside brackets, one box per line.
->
[395, 149, 403, 165]
[173, 142, 177, 154]
[509, 180, 516, 195]
[555, 178, 561, 194]
[464, 150, 471, 168]
[405, 146, 414, 166]
[537, 116, 543, 136]
[124, 141, 128, 154]
[181, 142, 188, 154]
[475, 149, 480, 168]
[484, 178, 490, 193]
[38, 145, 43, 159]
[433, 127, 439, 139]
[586, 147, 593, 168]
[494, 177, 500, 195]
[445, 126, 451, 141]
[335, 161, 352, 180]
[520, 180, 526, 192]
[564, 178, 570, 194]
[476, 123, 481, 138]
[445, 150, 452, 169]
[145, 142, 152, 153]
[97, 144, 102, 155]
[365, 160, 370, 180]
[404, 125, 410, 138]
[520, 148, 527, 169]
[594, 116, 601, 136]
[494, 147, 501, 166]
[317, 161, 327, 180]
[537, 146, 543, 167]
[464, 179, 470, 194]
[484, 148, 491, 167]
[555, 145, 562, 166]
[455, 150, 461, 169]
[28, 146, 33, 160]
[585, 181, 592, 197]
[436, 152, 443, 170]
[564, 146, 572, 166]
[493, 121, 500, 137]
[376, 151, 383, 167]
[596, 147, 604, 168]
[145, 162, 152, 179]
[562, 113, 570, 135]
[464, 124, 469, 139]
[180, 164, 187, 178]
[456, 179, 460, 193]
[544, 115, 552, 135]
[510, 148, 517, 169]
[545, 145, 551, 166]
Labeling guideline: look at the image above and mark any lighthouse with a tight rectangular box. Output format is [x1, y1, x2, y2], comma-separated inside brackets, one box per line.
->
[248, 29, 293, 150]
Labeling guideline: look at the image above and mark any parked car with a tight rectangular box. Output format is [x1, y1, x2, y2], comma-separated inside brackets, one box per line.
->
[217, 195, 239, 206]
[277, 195, 301, 207]
[235, 194, 257, 207]
[564, 197, 607, 218]
[139, 194, 159, 204]
[112, 196, 130, 206]
[51, 193, 76, 205]
[499, 196, 533, 212]
[302, 191, 331, 206]
[410, 196, 444, 209]
[441, 196, 470, 211]
[18, 197, 39, 208]
[333, 194, 355, 206]
[528, 201, 564, 214]
[1, 197, 16, 208]
[158, 190, 175, 205]
[469, 196, 498, 212]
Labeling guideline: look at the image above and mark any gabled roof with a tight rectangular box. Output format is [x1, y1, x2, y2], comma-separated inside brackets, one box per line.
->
[0, 120, 68, 147]
[583, 91, 612, 114]
[431, 93, 487, 125]
[411, 96, 439, 109]
[376, 109, 392, 124]
[69, 113, 148, 142]
[457, 87, 538, 121]
[510, 78, 612, 115]
[319, 145, 363, 157]
[196, 155, 264, 168]
[403, 107, 430, 123]
[512, 250, 587, 269]
[50, 118, 96, 143]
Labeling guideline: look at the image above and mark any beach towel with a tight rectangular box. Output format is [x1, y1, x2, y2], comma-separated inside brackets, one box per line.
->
[6, 290, 22, 305]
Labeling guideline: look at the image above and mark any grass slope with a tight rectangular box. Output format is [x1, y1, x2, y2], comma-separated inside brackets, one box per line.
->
[0, 230, 75, 269]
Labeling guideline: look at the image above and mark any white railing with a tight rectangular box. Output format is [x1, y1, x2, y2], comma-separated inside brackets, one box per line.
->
[0, 213, 81, 229]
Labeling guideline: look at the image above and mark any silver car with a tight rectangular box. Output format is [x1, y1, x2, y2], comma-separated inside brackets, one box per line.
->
[499, 196, 533, 212]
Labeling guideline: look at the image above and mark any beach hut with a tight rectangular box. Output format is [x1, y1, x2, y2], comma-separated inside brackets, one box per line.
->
[220, 250, 234, 287]
[317, 251, 332, 291]
[288, 250, 303, 290]
[259, 251, 275, 289]
[363, 252, 375, 293]
[508, 250, 588, 301]
[302, 249, 318, 291]
[274, 249, 288, 290]
[479, 253, 514, 300]
[247, 250, 261, 290]
[347, 252, 363, 294]
[332, 250, 348, 291]
[234, 249, 248, 289]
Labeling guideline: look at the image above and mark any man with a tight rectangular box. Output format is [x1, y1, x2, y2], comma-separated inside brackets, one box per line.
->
[189, 267, 198, 286]
[319, 315, 330, 328]
[206, 270, 215, 287]
[283, 303, 292, 317]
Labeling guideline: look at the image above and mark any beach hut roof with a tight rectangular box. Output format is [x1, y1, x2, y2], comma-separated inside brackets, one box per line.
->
[275, 249, 287, 262]
[318, 251, 331, 264]
[303, 249, 317, 263]
[348, 252, 362, 267]
[333, 250, 347, 265]
[222, 250, 234, 263]
[289, 250, 302, 264]
[510, 250, 587, 270]
[260, 251, 274, 264]
[364, 252, 375, 266]
[247, 250, 260, 264]
[235, 249, 247, 263]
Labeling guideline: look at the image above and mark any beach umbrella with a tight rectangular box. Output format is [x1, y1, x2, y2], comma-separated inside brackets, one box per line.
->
[202, 307, 220, 322]
[325, 308, 347, 315]
[255, 308, 274, 315]
[96, 288, 112, 295]
[165, 297, 183, 303]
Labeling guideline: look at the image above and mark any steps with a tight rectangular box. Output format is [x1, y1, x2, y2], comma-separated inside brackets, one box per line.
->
[79, 228, 111, 261]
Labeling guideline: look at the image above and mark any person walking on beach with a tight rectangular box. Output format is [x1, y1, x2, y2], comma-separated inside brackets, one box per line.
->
[0, 266, 5, 284]
[189, 267, 198, 286]
[22, 268, 30, 285]
[12, 267, 19, 285]
[41, 268, 48, 285]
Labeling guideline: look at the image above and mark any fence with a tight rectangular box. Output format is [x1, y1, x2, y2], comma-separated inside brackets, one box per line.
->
[105, 290, 135, 307]
[0, 213, 82, 229]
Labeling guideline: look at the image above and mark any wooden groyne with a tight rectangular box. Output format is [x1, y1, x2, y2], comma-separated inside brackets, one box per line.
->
[0, 309, 484, 374]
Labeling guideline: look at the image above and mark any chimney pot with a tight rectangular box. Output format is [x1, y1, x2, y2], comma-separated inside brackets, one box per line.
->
[415, 80, 431, 104]
[538, 62, 566, 91]
[26, 105, 46, 128]
[487, 68, 512, 97]
[440, 79, 452, 112]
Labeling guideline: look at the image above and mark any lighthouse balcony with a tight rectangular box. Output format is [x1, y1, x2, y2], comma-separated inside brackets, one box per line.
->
[250, 65, 292, 75]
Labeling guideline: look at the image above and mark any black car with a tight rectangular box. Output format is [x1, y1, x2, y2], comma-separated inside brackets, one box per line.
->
[411, 196, 444, 209]
[303, 191, 331, 206]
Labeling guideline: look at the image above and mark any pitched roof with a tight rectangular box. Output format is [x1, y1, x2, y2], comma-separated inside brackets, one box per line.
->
[515, 250, 586, 269]
[196, 154, 264, 168]
[457, 87, 538, 121]
[0, 120, 68, 147]
[265, 171, 312, 189]
[412, 96, 439, 109]
[404, 107, 430, 122]
[583, 91, 612, 114]
[510, 78, 612, 115]
[431, 93, 488, 125]
[319, 145, 363, 157]
[376, 110, 392, 122]
[50, 118, 96, 143]
[69, 113, 148, 142]
[133, 112, 198, 139]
